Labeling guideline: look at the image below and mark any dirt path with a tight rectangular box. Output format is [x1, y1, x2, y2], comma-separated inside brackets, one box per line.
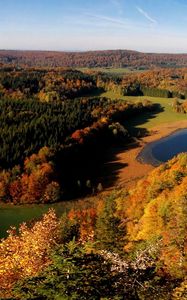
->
[114, 120, 187, 189]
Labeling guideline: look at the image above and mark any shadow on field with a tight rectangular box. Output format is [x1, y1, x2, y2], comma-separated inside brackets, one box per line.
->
[81, 88, 104, 98]
[123, 104, 164, 136]
[94, 104, 164, 189]
[57, 104, 164, 199]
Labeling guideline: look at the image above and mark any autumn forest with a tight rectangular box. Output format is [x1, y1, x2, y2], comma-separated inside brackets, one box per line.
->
[0, 49, 187, 300]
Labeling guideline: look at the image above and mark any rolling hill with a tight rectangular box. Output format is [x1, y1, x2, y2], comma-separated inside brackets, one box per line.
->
[1, 49, 187, 68]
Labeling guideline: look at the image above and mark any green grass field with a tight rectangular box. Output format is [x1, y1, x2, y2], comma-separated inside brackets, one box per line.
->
[101, 90, 187, 130]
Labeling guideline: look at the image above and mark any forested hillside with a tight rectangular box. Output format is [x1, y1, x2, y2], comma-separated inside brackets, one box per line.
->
[0, 63, 186, 299]
[1, 49, 187, 68]
[0, 93, 155, 203]
[0, 154, 186, 299]
[1, 66, 187, 204]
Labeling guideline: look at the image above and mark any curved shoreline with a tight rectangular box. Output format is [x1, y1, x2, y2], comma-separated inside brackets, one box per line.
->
[137, 127, 187, 166]
[114, 120, 187, 188]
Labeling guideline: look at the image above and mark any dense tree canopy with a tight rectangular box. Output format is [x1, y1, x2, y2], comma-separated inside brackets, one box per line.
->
[1, 67, 187, 102]
[116, 153, 187, 278]
[0, 94, 155, 203]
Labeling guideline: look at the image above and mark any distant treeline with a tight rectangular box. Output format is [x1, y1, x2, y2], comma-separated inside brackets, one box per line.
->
[1, 49, 187, 68]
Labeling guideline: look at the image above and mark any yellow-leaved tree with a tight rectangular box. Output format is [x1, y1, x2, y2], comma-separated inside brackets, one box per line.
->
[116, 153, 187, 278]
[0, 209, 60, 296]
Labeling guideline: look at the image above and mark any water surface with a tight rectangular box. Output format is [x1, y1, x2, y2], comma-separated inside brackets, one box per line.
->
[138, 128, 187, 166]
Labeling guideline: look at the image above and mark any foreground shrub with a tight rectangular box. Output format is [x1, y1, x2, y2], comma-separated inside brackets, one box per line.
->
[0, 209, 60, 297]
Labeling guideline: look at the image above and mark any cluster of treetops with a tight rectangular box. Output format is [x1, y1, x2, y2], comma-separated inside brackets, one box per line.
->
[1, 49, 187, 68]
[172, 98, 187, 113]
[0, 96, 155, 204]
[0, 66, 187, 101]
[120, 68, 187, 99]
[97, 68, 187, 99]
[0, 153, 186, 299]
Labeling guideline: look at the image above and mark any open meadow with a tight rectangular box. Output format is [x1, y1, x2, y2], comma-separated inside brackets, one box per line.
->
[102, 91, 187, 130]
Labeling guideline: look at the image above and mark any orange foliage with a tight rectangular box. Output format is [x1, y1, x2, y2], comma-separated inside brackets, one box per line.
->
[0, 147, 59, 204]
[116, 153, 187, 277]
[122, 68, 187, 94]
[71, 129, 85, 144]
[0, 209, 60, 295]
[68, 208, 97, 242]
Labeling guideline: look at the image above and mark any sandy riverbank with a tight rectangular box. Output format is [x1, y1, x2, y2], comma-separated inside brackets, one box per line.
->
[114, 120, 187, 189]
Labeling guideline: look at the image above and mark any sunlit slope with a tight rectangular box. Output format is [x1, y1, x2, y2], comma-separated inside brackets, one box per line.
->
[116, 153, 187, 277]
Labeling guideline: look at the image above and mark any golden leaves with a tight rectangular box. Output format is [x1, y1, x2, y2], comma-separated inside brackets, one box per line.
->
[0, 209, 60, 293]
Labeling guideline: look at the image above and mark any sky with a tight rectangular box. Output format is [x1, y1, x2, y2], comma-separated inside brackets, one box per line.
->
[0, 0, 187, 53]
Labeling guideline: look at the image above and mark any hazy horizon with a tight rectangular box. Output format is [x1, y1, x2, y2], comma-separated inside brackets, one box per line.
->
[1, 48, 187, 55]
[1, 0, 187, 53]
